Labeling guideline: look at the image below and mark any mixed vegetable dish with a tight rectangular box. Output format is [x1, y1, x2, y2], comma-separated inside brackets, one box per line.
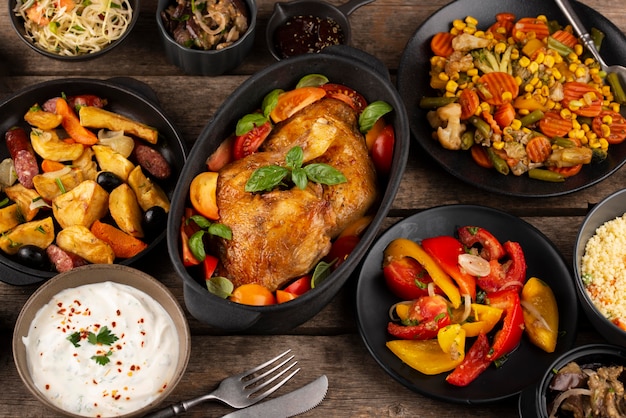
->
[422, 12, 626, 182]
[0, 93, 171, 273]
[383, 226, 559, 386]
[180, 74, 396, 306]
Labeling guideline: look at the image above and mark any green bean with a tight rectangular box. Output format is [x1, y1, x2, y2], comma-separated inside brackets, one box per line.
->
[528, 168, 565, 182]
[607, 72, 626, 105]
[468, 115, 492, 138]
[520, 109, 545, 127]
[460, 130, 474, 151]
[547, 36, 573, 57]
[486, 147, 509, 175]
[591, 27, 605, 51]
[550, 136, 576, 148]
[419, 96, 457, 109]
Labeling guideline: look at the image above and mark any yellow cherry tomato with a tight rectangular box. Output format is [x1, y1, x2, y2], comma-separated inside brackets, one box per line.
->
[230, 283, 276, 306]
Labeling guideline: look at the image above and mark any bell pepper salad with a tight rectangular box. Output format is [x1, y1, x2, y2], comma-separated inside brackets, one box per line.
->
[383, 226, 559, 387]
[421, 13, 626, 182]
[180, 74, 396, 306]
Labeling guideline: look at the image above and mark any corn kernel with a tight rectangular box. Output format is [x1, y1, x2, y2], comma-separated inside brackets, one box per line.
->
[479, 102, 490, 112]
[445, 80, 458, 93]
[492, 141, 505, 150]
[518, 108, 530, 116]
[529, 62, 540, 73]
[464, 26, 476, 35]
[465, 16, 478, 26]
[452, 19, 466, 30]
[524, 84, 534, 93]
[537, 15, 548, 22]
[471, 75, 480, 83]
[572, 119, 581, 130]
[551, 68, 562, 80]
[510, 119, 522, 130]
[511, 49, 520, 60]
[450, 28, 460, 36]
[602, 115, 613, 124]
[438, 72, 450, 81]
[534, 52, 545, 65]
[544, 55, 555, 68]
[567, 53, 578, 63]
[474, 30, 486, 38]
[575, 67, 587, 79]
[574, 44, 583, 56]
[560, 109, 572, 119]
[612, 103, 621, 113]
[600, 138, 609, 149]
[601, 124, 611, 138]
[546, 99, 556, 109]
[541, 85, 550, 97]
[589, 139, 600, 148]
[501, 91, 513, 102]
[494, 42, 507, 54]
[514, 76, 523, 86]
[518, 56, 531, 68]
[522, 127, 532, 134]
[467, 68, 479, 77]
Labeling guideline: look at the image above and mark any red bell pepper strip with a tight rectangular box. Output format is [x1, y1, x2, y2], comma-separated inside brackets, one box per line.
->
[203, 254, 219, 279]
[421, 235, 477, 300]
[387, 295, 451, 340]
[486, 289, 524, 361]
[477, 241, 527, 293]
[446, 332, 492, 386]
[181, 225, 201, 267]
[458, 226, 505, 261]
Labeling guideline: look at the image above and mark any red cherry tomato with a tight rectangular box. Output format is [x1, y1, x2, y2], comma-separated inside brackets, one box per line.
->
[321, 83, 368, 112]
[383, 256, 433, 300]
[230, 283, 276, 306]
[370, 124, 395, 176]
[232, 121, 272, 160]
[283, 275, 312, 296]
[324, 235, 360, 269]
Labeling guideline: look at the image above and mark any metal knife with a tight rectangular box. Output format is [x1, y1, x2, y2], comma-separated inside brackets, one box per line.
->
[221, 375, 328, 418]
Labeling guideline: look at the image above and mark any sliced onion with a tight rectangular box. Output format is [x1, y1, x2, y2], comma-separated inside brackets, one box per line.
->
[97, 129, 134, 158]
[30, 198, 52, 210]
[0, 158, 17, 188]
[427, 282, 435, 297]
[458, 253, 490, 277]
[548, 387, 591, 418]
[41, 165, 71, 178]
[521, 300, 552, 332]
[459, 294, 472, 323]
[388, 301, 412, 322]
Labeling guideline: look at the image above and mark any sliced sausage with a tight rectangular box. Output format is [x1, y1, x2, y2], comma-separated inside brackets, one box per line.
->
[46, 244, 89, 273]
[6, 127, 38, 189]
[132, 141, 172, 180]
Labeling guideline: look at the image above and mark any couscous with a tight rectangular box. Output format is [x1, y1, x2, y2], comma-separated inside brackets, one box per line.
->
[581, 213, 626, 331]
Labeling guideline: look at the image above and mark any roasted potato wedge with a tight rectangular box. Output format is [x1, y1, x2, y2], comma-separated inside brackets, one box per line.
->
[24, 106, 63, 130]
[0, 217, 54, 255]
[33, 167, 84, 201]
[73, 148, 98, 181]
[56, 225, 115, 264]
[127, 166, 170, 212]
[109, 183, 144, 238]
[30, 129, 85, 162]
[79, 106, 159, 144]
[0, 204, 21, 234]
[4, 183, 41, 221]
[92, 145, 135, 182]
[52, 180, 109, 229]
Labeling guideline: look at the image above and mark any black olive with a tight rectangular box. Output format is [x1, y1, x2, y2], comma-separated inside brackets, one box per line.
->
[96, 171, 124, 192]
[143, 206, 168, 240]
[16, 245, 49, 270]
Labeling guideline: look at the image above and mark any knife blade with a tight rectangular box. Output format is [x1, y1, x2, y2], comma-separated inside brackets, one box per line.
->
[221, 375, 328, 418]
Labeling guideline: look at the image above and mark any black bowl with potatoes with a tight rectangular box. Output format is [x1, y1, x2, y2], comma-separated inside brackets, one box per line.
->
[167, 46, 409, 333]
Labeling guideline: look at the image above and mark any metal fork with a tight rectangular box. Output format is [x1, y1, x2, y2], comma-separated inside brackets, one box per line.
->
[144, 349, 300, 418]
[555, 0, 626, 91]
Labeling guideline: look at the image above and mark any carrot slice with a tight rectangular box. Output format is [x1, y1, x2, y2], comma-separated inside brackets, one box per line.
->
[482, 111, 502, 135]
[458, 89, 480, 120]
[487, 13, 516, 40]
[430, 32, 455, 57]
[470, 145, 493, 169]
[55, 97, 98, 145]
[548, 164, 583, 177]
[493, 102, 516, 129]
[592, 110, 626, 144]
[562, 82, 603, 117]
[551, 30, 578, 49]
[513, 17, 550, 42]
[476, 72, 519, 106]
[41, 159, 66, 173]
[526, 135, 552, 163]
[91, 220, 148, 259]
[539, 111, 573, 138]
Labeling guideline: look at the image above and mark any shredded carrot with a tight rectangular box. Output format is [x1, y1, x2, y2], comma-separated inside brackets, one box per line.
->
[482, 110, 502, 135]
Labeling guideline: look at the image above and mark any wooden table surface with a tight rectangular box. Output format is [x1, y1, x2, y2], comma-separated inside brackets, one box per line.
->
[1, 0, 625, 416]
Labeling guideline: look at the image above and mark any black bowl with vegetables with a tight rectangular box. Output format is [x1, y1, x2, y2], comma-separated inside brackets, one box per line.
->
[519, 344, 626, 417]
[167, 46, 410, 333]
[0, 78, 187, 285]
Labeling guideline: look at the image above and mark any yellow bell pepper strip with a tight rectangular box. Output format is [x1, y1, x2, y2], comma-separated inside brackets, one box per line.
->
[446, 332, 492, 386]
[387, 295, 451, 340]
[437, 324, 465, 359]
[461, 303, 503, 338]
[384, 238, 461, 308]
[387, 330, 466, 375]
[485, 288, 525, 362]
[421, 235, 477, 300]
[521, 277, 559, 353]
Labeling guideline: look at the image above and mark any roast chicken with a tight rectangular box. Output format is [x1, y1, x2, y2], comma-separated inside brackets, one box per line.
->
[215, 97, 378, 291]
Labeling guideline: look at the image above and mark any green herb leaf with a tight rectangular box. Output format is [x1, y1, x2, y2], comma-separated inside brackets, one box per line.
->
[296, 74, 329, 88]
[245, 165, 290, 192]
[206, 276, 234, 299]
[303, 163, 347, 185]
[359, 101, 393, 133]
[207, 223, 233, 240]
[91, 351, 113, 366]
[291, 168, 308, 190]
[67, 332, 81, 348]
[311, 260, 335, 288]
[189, 230, 207, 262]
[188, 214, 212, 230]
[262, 89, 284, 118]
[87, 326, 119, 346]
[235, 113, 268, 136]
[285, 146, 304, 170]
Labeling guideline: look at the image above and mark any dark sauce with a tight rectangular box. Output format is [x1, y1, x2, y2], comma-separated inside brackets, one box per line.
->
[274, 15, 345, 58]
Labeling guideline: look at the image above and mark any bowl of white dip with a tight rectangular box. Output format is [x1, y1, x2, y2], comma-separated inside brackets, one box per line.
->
[12, 264, 191, 417]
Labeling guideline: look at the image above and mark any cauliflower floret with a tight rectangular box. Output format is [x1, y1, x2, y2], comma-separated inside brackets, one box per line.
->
[451, 33, 491, 52]
[428, 103, 466, 150]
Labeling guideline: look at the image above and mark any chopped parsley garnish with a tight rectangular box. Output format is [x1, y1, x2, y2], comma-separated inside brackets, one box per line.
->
[67, 331, 81, 347]
[91, 351, 114, 366]
[67, 326, 119, 366]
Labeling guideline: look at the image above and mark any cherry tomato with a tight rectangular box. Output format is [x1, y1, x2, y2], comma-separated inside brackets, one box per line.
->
[206, 134, 235, 171]
[276, 290, 298, 304]
[233, 121, 272, 160]
[387, 295, 451, 340]
[370, 124, 395, 176]
[383, 256, 433, 300]
[230, 283, 276, 306]
[189, 171, 219, 220]
[269, 87, 326, 123]
[283, 275, 311, 296]
[323, 235, 360, 269]
[321, 83, 368, 112]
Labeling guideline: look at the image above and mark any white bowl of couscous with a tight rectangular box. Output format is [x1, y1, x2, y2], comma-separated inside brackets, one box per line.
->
[574, 188, 626, 347]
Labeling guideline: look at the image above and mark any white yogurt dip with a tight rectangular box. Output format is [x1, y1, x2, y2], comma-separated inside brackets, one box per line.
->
[23, 281, 180, 417]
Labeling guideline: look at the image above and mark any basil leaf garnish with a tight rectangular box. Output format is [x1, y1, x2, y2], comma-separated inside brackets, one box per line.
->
[189, 230, 207, 262]
[208, 223, 233, 240]
[359, 100, 393, 133]
[291, 168, 308, 190]
[245, 165, 290, 192]
[235, 113, 268, 136]
[206, 276, 234, 299]
[262, 89, 283, 118]
[303, 163, 347, 185]
[285, 146, 303, 170]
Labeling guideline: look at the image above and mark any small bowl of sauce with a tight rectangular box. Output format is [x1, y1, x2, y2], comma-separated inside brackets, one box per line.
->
[266, 0, 375, 60]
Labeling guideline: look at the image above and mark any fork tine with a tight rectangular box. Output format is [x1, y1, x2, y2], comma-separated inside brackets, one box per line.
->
[240, 349, 292, 377]
[245, 359, 300, 396]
